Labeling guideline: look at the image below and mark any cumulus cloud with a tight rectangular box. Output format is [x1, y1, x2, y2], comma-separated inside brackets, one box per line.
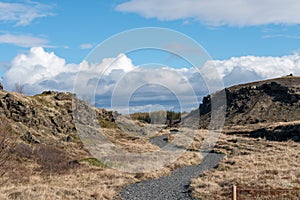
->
[0, 1, 54, 26]
[209, 55, 300, 86]
[0, 34, 49, 47]
[3, 47, 300, 112]
[3, 47, 76, 92]
[2, 47, 138, 94]
[116, 0, 300, 26]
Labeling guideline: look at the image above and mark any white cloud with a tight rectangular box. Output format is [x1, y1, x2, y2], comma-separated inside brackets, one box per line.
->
[2, 47, 138, 95]
[262, 34, 300, 40]
[0, 34, 49, 47]
[0, 1, 54, 26]
[3, 47, 300, 113]
[80, 43, 93, 49]
[4, 47, 74, 89]
[116, 0, 300, 26]
[208, 54, 300, 86]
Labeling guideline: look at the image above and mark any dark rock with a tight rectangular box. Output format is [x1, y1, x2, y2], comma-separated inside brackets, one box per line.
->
[0, 82, 3, 90]
[55, 92, 75, 101]
[68, 160, 80, 167]
[21, 131, 40, 144]
[244, 123, 300, 142]
[65, 135, 73, 142]
[41, 90, 55, 95]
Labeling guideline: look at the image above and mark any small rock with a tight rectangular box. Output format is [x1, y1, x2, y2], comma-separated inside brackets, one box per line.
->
[55, 92, 75, 101]
[21, 131, 40, 144]
[65, 135, 73, 142]
[68, 160, 80, 167]
[0, 82, 3, 90]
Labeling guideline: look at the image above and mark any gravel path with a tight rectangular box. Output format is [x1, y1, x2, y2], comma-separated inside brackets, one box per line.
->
[120, 153, 223, 200]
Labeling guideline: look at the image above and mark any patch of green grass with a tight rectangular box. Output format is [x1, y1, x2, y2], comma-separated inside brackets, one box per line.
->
[80, 157, 110, 168]
[99, 119, 117, 129]
[68, 133, 80, 141]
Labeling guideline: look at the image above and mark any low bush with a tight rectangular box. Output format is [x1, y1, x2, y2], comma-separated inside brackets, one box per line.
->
[34, 144, 77, 173]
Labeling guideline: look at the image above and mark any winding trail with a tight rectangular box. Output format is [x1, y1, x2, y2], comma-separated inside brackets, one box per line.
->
[120, 153, 223, 200]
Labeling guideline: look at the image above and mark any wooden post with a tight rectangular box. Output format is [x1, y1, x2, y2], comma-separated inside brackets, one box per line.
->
[232, 185, 237, 200]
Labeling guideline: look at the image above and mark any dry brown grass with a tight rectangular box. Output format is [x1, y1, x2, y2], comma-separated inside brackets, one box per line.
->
[0, 88, 209, 199]
[0, 117, 17, 182]
[190, 124, 300, 199]
[4, 112, 299, 200]
[0, 166, 137, 200]
[0, 139, 137, 199]
[0, 120, 206, 199]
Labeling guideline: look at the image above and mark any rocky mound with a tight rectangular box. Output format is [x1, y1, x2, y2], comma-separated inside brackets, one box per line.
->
[199, 76, 300, 127]
[194, 76, 300, 142]
[0, 88, 115, 145]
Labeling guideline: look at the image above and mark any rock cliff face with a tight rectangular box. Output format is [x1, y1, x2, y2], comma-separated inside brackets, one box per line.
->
[197, 76, 300, 141]
[199, 76, 300, 126]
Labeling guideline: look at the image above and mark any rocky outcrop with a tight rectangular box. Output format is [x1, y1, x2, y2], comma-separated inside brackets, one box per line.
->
[199, 77, 300, 127]
[226, 121, 300, 142]
[0, 89, 116, 144]
[249, 123, 300, 142]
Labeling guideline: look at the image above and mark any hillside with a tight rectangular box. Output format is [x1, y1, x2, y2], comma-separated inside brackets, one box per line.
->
[199, 76, 300, 127]
[189, 76, 300, 199]
[0, 87, 148, 199]
[0, 76, 299, 199]
[0, 86, 200, 199]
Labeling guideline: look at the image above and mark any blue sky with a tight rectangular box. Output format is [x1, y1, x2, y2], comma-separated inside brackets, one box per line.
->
[1, 0, 300, 64]
[1, 0, 300, 113]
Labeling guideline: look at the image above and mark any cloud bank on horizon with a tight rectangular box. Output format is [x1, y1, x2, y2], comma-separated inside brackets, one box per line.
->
[2, 47, 300, 112]
[116, 0, 300, 26]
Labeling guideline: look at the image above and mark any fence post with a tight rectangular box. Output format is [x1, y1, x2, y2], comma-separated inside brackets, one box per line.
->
[232, 185, 237, 200]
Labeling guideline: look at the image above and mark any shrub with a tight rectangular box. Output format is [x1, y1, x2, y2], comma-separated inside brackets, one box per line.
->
[34, 144, 77, 173]
[14, 143, 33, 159]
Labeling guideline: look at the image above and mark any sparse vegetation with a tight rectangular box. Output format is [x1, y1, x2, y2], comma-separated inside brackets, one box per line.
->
[13, 142, 33, 159]
[0, 118, 15, 179]
[34, 144, 76, 173]
[99, 118, 118, 129]
[189, 125, 300, 199]
[80, 157, 109, 168]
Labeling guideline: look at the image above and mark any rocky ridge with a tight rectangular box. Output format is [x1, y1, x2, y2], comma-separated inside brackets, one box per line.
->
[198, 76, 300, 141]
